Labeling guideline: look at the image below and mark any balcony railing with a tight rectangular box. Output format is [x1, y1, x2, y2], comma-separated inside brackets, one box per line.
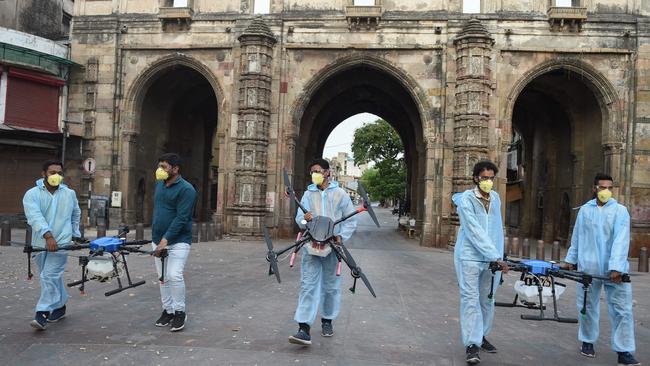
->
[547, 6, 587, 31]
[158, 6, 193, 30]
[345, 6, 382, 30]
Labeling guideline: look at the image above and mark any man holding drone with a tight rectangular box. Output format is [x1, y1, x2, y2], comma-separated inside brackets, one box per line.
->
[562, 173, 640, 366]
[23, 160, 81, 330]
[288, 158, 357, 346]
[452, 160, 509, 364]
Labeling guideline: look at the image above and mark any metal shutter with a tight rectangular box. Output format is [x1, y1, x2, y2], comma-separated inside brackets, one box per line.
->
[5, 69, 63, 132]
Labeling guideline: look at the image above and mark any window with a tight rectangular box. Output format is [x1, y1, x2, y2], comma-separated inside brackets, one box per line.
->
[554, 0, 580, 6]
[353, 0, 375, 5]
[62, 12, 72, 35]
[172, 0, 188, 7]
[253, 0, 270, 14]
[463, 0, 481, 13]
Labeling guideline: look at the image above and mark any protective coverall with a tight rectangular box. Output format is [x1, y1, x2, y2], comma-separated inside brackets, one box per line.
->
[294, 181, 357, 325]
[453, 188, 504, 348]
[23, 179, 81, 313]
[565, 198, 635, 353]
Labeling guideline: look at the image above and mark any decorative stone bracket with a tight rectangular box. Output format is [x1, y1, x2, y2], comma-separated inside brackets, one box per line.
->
[158, 7, 193, 31]
[345, 6, 382, 30]
[548, 6, 587, 32]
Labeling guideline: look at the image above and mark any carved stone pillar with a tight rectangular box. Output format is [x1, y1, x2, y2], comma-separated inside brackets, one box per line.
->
[229, 17, 276, 236]
[450, 19, 494, 244]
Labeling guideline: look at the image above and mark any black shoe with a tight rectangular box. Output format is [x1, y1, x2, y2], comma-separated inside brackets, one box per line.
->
[30, 311, 49, 330]
[288, 329, 312, 346]
[481, 337, 497, 353]
[618, 352, 641, 366]
[170, 311, 186, 332]
[466, 344, 481, 364]
[47, 305, 66, 323]
[155, 310, 174, 327]
[321, 319, 334, 337]
[580, 342, 596, 358]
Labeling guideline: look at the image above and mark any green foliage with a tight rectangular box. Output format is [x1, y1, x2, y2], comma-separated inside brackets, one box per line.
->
[351, 119, 403, 166]
[353, 119, 406, 202]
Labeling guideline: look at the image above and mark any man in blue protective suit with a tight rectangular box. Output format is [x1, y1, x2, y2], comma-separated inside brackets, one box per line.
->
[452, 160, 509, 364]
[22, 160, 81, 330]
[288, 158, 357, 346]
[563, 173, 640, 366]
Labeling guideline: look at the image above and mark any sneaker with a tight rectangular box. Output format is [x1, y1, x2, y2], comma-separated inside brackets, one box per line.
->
[321, 319, 334, 337]
[47, 305, 66, 323]
[170, 311, 187, 332]
[481, 337, 497, 353]
[580, 342, 596, 358]
[466, 344, 481, 364]
[618, 352, 641, 366]
[155, 310, 174, 327]
[288, 329, 312, 346]
[30, 311, 49, 330]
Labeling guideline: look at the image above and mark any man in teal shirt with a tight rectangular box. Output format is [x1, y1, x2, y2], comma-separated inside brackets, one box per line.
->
[151, 153, 196, 332]
[23, 160, 81, 330]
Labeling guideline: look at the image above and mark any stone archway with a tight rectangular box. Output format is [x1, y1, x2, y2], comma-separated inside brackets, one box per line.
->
[119, 54, 225, 225]
[284, 55, 441, 245]
[503, 60, 623, 244]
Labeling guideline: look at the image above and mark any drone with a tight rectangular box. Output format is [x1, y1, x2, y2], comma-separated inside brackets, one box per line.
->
[489, 256, 631, 323]
[263, 169, 381, 297]
[14, 227, 167, 297]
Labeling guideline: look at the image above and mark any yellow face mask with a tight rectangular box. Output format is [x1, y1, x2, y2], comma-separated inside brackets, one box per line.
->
[47, 173, 63, 187]
[155, 167, 169, 181]
[478, 179, 493, 193]
[597, 189, 612, 204]
[311, 172, 324, 186]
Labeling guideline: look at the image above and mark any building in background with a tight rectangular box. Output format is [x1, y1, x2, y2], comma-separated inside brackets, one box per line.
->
[329, 152, 368, 204]
[0, 0, 79, 226]
[64, 0, 650, 254]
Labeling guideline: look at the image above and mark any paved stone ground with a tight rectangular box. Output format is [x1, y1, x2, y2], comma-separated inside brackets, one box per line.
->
[0, 208, 648, 366]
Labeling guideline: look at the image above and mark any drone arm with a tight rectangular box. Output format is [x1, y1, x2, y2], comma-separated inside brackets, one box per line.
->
[275, 236, 311, 256]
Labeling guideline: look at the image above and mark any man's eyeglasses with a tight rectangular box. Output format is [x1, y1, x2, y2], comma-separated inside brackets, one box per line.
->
[595, 185, 613, 191]
[310, 170, 326, 174]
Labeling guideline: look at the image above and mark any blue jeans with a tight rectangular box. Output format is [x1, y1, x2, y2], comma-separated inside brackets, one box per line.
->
[294, 249, 342, 325]
[152, 243, 190, 313]
[34, 252, 69, 313]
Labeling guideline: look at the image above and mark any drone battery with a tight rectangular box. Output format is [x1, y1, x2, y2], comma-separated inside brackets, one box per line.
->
[521, 260, 558, 276]
[90, 237, 123, 253]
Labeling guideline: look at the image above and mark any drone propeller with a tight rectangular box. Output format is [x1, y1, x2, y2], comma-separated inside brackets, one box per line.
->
[358, 183, 380, 228]
[339, 243, 376, 298]
[263, 226, 281, 283]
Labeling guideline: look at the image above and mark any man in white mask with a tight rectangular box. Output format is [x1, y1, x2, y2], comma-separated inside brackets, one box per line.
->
[288, 158, 357, 346]
[23, 160, 81, 330]
[562, 173, 640, 366]
[452, 160, 508, 364]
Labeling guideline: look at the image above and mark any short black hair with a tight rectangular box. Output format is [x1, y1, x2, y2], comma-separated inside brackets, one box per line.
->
[472, 160, 498, 177]
[158, 153, 183, 168]
[594, 173, 613, 186]
[42, 160, 63, 172]
[308, 158, 329, 171]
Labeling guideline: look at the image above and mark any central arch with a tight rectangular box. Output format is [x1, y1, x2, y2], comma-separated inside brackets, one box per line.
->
[289, 55, 431, 240]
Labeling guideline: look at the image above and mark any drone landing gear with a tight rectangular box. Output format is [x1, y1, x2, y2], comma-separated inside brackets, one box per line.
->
[519, 276, 577, 324]
[105, 252, 146, 296]
[495, 272, 546, 311]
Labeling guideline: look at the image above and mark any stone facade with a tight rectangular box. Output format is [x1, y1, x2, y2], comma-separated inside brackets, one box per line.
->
[67, 0, 650, 254]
